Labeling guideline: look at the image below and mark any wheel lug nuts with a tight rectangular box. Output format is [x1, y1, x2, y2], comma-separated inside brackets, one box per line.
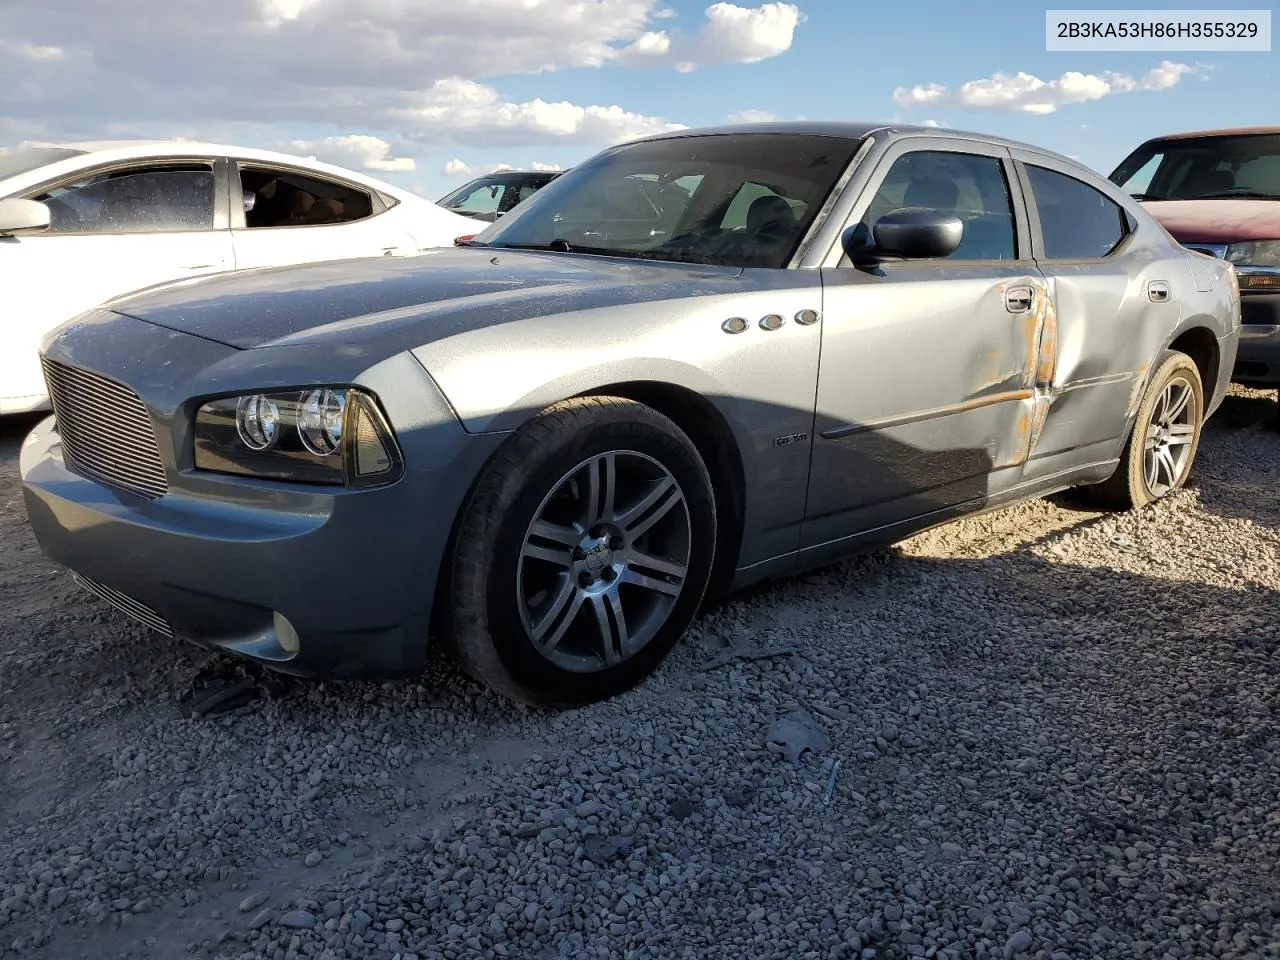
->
[602, 567, 617, 582]
[578, 573, 592, 588]
[572, 547, 585, 560]
[610, 536, 623, 549]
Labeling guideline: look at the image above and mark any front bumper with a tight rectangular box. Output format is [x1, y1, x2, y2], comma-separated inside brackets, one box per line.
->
[20, 311, 506, 681]
[1232, 294, 1280, 388]
[24, 417, 427, 678]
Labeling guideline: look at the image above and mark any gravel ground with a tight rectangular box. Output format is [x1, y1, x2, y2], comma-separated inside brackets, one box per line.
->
[1, 388, 1278, 960]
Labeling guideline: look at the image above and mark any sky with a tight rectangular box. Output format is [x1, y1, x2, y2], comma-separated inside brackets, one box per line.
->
[0, 0, 1272, 200]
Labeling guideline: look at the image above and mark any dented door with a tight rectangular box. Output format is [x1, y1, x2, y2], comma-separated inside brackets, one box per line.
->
[803, 263, 1049, 548]
[800, 139, 1051, 551]
[1012, 153, 1182, 479]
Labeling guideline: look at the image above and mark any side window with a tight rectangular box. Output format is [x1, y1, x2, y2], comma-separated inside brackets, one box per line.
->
[1026, 165, 1127, 260]
[238, 166, 375, 228]
[860, 150, 1017, 261]
[32, 164, 215, 235]
[512, 183, 541, 204]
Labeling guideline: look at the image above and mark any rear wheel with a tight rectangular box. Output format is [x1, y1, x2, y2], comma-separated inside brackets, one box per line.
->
[1086, 349, 1204, 510]
[446, 396, 716, 707]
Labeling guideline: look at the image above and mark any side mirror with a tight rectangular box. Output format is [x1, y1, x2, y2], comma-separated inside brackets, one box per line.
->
[849, 207, 963, 263]
[0, 198, 52, 237]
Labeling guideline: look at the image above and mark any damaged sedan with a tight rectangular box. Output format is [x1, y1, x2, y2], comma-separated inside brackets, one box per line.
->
[21, 122, 1240, 707]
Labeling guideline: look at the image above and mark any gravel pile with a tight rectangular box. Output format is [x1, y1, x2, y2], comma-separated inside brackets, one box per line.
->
[0, 390, 1277, 960]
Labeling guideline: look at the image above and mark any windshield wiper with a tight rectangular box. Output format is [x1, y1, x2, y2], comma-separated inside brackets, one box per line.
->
[490, 239, 577, 252]
[1129, 192, 1167, 201]
[1188, 190, 1280, 201]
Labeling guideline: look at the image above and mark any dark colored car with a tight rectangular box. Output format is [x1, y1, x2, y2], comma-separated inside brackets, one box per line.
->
[437, 170, 564, 223]
[1111, 128, 1280, 394]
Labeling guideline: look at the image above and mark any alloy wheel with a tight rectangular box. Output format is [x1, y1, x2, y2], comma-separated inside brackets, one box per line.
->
[1143, 375, 1197, 497]
[516, 451, 692, 673]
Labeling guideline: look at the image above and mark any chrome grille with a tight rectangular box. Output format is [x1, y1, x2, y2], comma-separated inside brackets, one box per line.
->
[41, 357, 168, 500]
[71, 573, 174, 637]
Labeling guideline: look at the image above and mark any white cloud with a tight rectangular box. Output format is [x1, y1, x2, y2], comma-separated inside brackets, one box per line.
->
[728, 109, 779, 123]
[0, 38, 65, 62]
[893, 61, 1204, 115]
[922, 119, 941, 128]
[692, 2, 801, 64]
[442, 158, 473, 176]
[894, 82, 947, 108]
[281, 134, 416, 172]
[531, 162, 563, 171]
[617, 2, 800, 71]
[0, 0, 801, 149]
[386, 77, 684, 147]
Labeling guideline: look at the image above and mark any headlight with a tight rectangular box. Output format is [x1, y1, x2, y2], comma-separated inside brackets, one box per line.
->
[193, 387, 403, 487]
[1225, 240, 1280, 267]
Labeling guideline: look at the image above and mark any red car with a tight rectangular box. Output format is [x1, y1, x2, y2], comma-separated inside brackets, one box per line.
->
[1111, 127, 1279, 401]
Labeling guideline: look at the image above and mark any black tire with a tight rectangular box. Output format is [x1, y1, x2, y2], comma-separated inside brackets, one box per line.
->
[445, 396, 717, 708]
[1085, 349, 1204, 510]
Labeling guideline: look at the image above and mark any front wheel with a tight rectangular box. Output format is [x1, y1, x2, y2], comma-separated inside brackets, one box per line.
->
[1085, 349, 1204, 510]
[445, 396, 717, 707]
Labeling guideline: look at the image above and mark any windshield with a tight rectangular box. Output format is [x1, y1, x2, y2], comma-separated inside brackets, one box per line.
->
[470, 133, 862, 268]
[0, 146, 86, 185]
[437, 174, 554, 217]
[1109, 133, 1280, 201]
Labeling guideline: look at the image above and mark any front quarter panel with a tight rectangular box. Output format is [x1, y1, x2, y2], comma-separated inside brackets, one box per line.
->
[411, 266, 825, 568]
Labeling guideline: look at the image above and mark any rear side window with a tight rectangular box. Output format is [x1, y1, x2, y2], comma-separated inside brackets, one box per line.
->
[238, 166, 374, 228]
[1026, 165, 1127, 260]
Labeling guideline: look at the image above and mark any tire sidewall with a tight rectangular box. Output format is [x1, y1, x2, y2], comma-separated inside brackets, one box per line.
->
[479, 412, 716, 705]
[1129, 352, 1204, 507]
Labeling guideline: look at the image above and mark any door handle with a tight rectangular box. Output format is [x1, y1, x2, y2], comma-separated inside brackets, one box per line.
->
[1147, 280, 1170, 302]
[1005, 286, 1034, 313]
[184, 263, 216, 269]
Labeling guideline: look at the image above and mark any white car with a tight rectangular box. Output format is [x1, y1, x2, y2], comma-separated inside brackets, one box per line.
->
[0, 140, 478, 414]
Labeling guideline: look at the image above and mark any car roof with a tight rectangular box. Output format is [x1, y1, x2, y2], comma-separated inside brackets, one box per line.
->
[1141, 126, 1280, 142]
[463, 169, 564, 179]
[0, 139, 418, 199]
[627, 120, 1084, 169]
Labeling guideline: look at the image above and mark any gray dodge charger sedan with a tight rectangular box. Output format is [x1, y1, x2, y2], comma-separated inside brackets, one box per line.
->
[21, 122, 1241, 707]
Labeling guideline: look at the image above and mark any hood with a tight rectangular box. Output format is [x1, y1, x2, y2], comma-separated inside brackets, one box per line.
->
[106, 247, 742, 351]
[1141, 199, 1280, 244]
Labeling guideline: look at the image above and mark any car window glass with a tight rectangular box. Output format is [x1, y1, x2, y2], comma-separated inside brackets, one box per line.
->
[573, 173, 697, 227]
[860, 150, 1017, 261]
[32, 165, 215, 234]
[454, 183, 504, 215]
[475, 133, 859, 269]
[1236, 155, 1280, 192]
[1109, 134, 1280, 200]
[238, 166, 375, 228]
[1026, 164, 1127, 260]
[1118, 154, 1162, 195]
[720, 181, 807, 232]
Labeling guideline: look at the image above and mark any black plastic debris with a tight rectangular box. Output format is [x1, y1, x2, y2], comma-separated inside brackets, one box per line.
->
[179, 660, 293, 717]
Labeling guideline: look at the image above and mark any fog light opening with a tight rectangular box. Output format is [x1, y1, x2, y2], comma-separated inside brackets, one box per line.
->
[274, 612, 300, 656]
